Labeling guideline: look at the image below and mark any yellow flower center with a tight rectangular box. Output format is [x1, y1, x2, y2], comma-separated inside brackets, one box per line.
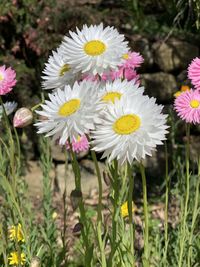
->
[123, 53, 129, 60]
[102, 92, 122, 103]
[113, 114, 141, 135]
[190, 99, 200, 109]
[84, 40, 106, 56]
[0, 73, 4, 81]
[58, 99, 81, 116]
[59, 64, 70, 76]
[77, 135, 81, 142]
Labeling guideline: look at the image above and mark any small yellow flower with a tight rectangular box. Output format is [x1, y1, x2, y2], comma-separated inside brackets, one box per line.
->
[52, 212, 58, 219]
[121, 201, 137, 218]
[180, 85, 190, 92]
[174, 91, 181, 98]
[8, 251, 26, 266]
[174, 85, 190, 98]
[9, 224, 24, 242]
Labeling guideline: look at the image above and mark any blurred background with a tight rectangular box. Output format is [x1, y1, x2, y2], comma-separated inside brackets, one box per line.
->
[0, 0, 200, 169]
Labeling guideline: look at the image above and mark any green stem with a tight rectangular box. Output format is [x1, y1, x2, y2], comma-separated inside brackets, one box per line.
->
[108, 159, 118, 267]
[164, 141, 169, 265]
[0, 172, 31, 260]
[97, 222, 107, 267]
[90, 150, 106, 266]
[69, 145, 91, 266]
[140, 163, 149, 267]
[91, 150, 103, 222]
[0, 96, 10, 131]
[13, 125, 21, 167]
[61, 149, 68, 266]
[127, 163, 135, 264]
[0, 96, 17, 194]
[0, 223, 8, 267]
[178, 124, 190, 267]
[187, 158, 200, 266]
[31, 101, 44, 112]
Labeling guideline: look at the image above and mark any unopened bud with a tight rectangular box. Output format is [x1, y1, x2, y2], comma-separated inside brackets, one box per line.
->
[13, 108, 33, 128]
[52, 211, 58, 219]
[72, 222, 83, 236]
[70, 189, 82, 211]
[30, 256, 41, 267]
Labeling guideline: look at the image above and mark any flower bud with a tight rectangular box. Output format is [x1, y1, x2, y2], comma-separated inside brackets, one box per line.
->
[52, 211, 58, 219]
[13, 108, 33, 128]
[70, 189, 82, 211]
[72, 222, 83, 236]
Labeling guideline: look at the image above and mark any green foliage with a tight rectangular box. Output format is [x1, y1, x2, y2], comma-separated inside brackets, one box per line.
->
[123, 0, 200, 34]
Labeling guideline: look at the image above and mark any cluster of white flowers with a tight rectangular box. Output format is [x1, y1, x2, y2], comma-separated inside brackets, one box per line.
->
[35, 23, 168, 165]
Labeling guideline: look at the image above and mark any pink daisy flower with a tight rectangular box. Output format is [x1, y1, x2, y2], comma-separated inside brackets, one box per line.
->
[102, 52, 143, 82]
[102, 67, 140, 83]
[122, 52, 144, 69]
[174, 90, 200, 124]
[188, 57, 200, 90]
[0, 65, 17, 95]
[111, 67, 140, 83]
[66, 135, 89, 153]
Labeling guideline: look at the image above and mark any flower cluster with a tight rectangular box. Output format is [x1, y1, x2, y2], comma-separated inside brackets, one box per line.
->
[41, 23, 142, 91]
[174, 57, 200, 124]
[35, 23, 168, 164]
[7, 224, 26, 266]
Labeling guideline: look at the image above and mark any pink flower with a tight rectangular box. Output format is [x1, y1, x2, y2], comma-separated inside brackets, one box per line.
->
[174, 90, 200, 124]
[188, 57, 200, 90]
[101, 52, 143, 82]
[81, 73, 99, 82]
[101, 72, 111, 81]
[110, 68, 123, 80]
[122, 52, 144, 69]
[121, 68, 140, 82]
[0, 65, 17, 95]
[66, 135, 89, 153]
[107, 68, 139, 83]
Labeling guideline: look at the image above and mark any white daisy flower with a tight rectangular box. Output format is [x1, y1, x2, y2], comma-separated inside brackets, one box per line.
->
[0, 101, 17, 121]
[42, 48, 79, 90]
[35, 80, 100, 144]
[60, 23, 128, 75]
[92, 95, 168, 165]
[98, 79, 144, 107]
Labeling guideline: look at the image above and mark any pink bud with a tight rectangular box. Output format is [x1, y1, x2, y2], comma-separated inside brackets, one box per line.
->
[13, 108, 33, 128]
